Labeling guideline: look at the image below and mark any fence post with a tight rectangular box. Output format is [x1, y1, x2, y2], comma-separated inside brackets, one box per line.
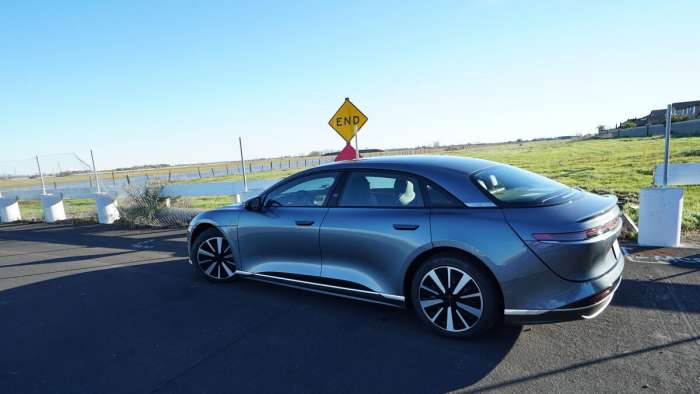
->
[168, 171, 172, 182]
[198, 168, 202, 178]
[112, 171, 116, 186]
[211, 168, 215, 177]
[238, 137, 248, 192]
[126, 174, 131, 185]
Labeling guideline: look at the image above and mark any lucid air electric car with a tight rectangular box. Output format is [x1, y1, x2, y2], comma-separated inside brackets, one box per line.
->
[187, 156, 623, 338]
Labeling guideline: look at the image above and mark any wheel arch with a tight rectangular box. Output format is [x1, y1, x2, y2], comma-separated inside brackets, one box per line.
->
[402, 246, 504, 311]
[190, 222, 221, 248]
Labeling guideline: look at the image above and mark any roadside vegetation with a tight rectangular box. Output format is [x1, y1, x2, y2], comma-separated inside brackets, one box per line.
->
[445, 136, 700, 231]
[10, 136, 700, 233]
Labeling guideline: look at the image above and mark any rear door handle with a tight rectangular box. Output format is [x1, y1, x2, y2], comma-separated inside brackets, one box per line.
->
[295, 220, 315, 226]
[393, 224, 419, 231]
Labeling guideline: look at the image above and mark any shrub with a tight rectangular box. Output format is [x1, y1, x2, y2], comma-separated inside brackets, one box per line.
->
[117, 183, 197, 227]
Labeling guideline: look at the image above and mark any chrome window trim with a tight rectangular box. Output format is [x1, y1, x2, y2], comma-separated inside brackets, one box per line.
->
[464, 202, 497, 208]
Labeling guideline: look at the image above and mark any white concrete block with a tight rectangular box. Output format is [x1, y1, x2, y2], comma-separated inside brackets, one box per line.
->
[638, 187, 683, 247]
[94, 193, 120, 224]
[0, 197, 22, 222]
[41, 194, 66, 223]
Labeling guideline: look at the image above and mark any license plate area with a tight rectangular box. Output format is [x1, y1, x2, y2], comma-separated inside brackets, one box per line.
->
[612, 239, 621, 260]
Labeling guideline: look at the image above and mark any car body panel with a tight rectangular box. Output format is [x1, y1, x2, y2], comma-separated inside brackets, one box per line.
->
[237, 207, 329, 276]
[503, 192, 621, 281]
[320, 207, 432, 294]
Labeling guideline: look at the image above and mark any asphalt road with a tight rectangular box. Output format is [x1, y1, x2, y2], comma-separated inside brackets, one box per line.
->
[1, 223, 699, 394]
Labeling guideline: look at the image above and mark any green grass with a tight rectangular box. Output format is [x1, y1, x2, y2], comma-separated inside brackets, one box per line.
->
[444, 136, 700, 231]
[171, 196, 239, 209]
[18, 198, 97, 221]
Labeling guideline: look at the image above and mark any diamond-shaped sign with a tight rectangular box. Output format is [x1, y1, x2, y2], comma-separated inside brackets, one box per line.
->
[328, 98, 368, 142]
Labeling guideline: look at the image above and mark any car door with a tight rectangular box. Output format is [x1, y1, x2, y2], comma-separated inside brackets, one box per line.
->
[237, 171, 340, 277]
[320, 171, 432, 296]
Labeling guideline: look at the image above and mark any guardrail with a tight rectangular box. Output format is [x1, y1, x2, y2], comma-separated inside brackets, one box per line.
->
[0, 179, 278, 225]
[652, 163, 700, 186]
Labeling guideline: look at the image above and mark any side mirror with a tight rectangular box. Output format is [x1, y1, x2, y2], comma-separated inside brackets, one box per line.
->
[245, 196, 262, 211]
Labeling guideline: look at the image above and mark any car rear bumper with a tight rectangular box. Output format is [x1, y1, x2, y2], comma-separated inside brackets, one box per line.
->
[504, 276, 621, 325]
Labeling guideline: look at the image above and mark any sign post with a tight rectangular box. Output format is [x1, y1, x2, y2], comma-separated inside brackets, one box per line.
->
[663, 104, 672, 187]
[328, 98, 368, 161]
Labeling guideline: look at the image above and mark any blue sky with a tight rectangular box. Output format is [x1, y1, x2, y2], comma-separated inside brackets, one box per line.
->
[1, 0, 699, 170]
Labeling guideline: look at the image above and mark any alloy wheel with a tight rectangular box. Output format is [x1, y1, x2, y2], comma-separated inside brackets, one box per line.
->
[196, 236, 236, 280]
[418, 266, 483, 332]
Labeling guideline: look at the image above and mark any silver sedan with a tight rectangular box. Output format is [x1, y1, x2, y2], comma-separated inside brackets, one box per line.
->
[187, 156, 623, 338]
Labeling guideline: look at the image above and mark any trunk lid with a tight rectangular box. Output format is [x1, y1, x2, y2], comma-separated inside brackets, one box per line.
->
[502, 191, 622, 282]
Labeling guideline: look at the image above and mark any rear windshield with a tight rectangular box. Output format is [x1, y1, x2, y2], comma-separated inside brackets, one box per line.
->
[472, 165, 579, 206]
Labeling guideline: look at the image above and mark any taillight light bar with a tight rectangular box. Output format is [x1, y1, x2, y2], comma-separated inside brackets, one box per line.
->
[533, 216, 621, 242]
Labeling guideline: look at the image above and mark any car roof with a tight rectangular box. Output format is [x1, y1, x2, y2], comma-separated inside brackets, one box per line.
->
[304, 155, 500, 206]
[318, 155, 497, 174]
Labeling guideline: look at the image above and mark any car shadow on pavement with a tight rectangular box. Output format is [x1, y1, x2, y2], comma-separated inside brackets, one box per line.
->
[613, 278, 700, 314]
[0, 257, 521, 394]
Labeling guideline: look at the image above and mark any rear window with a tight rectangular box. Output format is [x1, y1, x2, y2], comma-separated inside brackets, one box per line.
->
[472, 165, 579, 206]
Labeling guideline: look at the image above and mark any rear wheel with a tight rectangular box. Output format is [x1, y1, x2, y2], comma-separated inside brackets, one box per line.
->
[410, 253, 500, 338]
[191, 228, 237, 282]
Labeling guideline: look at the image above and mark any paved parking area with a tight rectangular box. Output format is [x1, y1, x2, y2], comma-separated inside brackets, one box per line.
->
[1, 223, 699, 393]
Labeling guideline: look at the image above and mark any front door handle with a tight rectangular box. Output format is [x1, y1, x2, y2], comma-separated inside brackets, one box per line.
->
[295, 220, 315, 226]
[393, 224, 420, 231]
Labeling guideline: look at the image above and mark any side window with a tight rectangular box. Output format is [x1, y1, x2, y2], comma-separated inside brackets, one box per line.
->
[425, 183, 463, 208]
[338, 172, 424, 207]
[265, 173, 338, 207]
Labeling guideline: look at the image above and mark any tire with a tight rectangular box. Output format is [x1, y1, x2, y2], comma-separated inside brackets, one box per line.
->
[191, 228, 237, 282]
[410, 253, 501, 338]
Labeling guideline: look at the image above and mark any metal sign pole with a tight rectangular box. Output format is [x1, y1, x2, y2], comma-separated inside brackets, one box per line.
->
[35, 155, 46, 195]
[354, 126, 359, 159]
[91, 150, 101, 193]
[663, 104, 672, 187]
[239, 137, 248, 192]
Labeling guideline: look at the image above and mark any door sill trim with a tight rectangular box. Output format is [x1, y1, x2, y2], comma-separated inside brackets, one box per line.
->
[236, 270, 405, 306]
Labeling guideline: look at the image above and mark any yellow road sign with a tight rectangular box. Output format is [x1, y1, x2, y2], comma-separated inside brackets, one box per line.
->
[328, 98, 368, 142]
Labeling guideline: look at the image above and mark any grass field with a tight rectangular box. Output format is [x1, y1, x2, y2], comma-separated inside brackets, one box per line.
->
[176, 135, 700, 231]
[18, 198, 97, 221]
[445, 136, 700, 231]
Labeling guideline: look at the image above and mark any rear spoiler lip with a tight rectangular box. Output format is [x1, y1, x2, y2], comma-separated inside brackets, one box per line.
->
[576, 195, 619, 223]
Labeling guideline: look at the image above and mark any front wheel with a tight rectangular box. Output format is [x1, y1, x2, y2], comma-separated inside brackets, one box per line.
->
[410, 253, 501, 338]
[191, 228, 237, 282]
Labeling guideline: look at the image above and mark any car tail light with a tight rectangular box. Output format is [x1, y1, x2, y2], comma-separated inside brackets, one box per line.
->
[533, 216, 621, 242]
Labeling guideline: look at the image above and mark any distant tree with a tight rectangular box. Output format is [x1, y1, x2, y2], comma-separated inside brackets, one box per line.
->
[432, 140, 441, 148]
[597, 125, 606, 133]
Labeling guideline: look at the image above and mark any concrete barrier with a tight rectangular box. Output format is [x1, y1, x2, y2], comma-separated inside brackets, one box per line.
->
[94, 193, 120, 224]
[40, 194, 66, 223]
[0, 195, 22, 222]
[0, 178, 275, 224]
[638, 188, 683, 247]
